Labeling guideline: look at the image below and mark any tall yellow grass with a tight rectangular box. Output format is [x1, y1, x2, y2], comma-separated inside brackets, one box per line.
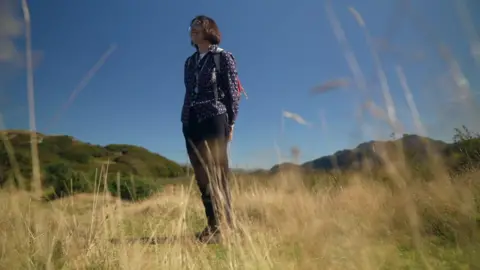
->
[0, 167, 479, 269]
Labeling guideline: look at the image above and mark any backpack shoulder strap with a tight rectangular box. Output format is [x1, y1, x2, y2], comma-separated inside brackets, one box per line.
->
[213, 53, 221, 72]
[210, 48, 224, 103]
[211, 47, 247, 100]
[212, 47, 224, 72]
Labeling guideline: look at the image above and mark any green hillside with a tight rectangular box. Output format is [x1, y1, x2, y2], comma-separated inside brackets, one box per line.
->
[1, 126, 479, 200]
[0, 130, 186, 200]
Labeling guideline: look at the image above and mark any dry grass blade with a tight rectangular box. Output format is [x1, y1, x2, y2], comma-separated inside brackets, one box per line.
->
[0, 123, 26, 189]
[325, 1, 368, 95]
[325, 1, 373, 142]
[0, 0, 23, 62]
[311, 78, 351, 94]
[282, 110, 311, 127]
[48, 43, 117, 129]
[455, 0, 480, 65]
[396, 65, 426, 136]
[348, 6, 400, 136]
[21, 0, 41, 197]
[438, 44, 473, 103]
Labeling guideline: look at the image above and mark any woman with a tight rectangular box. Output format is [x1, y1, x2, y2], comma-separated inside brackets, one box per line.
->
[181, 15, 241, 243]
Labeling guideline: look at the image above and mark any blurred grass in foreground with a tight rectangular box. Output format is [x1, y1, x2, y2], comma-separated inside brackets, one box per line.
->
[0, 165, 479, 269]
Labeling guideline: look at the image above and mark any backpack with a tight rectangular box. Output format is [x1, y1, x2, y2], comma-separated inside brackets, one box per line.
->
[212, 51, 248, 100]
[187, 48, 247, 102]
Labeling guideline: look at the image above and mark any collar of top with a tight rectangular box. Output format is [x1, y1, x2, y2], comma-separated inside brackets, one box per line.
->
[196, 44, 222, 54]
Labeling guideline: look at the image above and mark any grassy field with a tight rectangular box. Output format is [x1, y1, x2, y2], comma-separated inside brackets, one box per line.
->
[2, 1, 478, 269]
[1, 165, 479, 269]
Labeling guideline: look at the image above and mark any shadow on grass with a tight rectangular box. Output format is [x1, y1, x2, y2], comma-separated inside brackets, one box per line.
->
[109, 233, 225, 245]
[109, 235, 194, 245]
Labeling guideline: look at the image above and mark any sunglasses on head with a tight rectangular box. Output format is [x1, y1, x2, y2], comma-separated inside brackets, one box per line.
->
[188, 19, 203, 33]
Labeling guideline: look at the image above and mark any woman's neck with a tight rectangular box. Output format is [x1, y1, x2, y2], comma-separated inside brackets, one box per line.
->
[197, 43, 211, 54]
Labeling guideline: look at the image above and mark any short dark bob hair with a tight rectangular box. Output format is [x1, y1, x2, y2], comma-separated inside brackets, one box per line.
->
[190, 15, 222, 49]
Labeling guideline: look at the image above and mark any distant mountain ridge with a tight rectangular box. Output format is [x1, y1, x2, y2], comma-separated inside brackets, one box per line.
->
[0, 130, 461, 178]
[2, 129, 477, 201]
[271, 134, 451, 173]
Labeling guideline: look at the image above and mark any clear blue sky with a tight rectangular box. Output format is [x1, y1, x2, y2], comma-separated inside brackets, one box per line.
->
[1, 0, 479, 169]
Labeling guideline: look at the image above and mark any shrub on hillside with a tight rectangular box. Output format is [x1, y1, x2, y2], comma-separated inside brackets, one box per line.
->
[107, 176, 161, 201]
[58, 150, 90, 164]
[0, 148, 32, 189]
[43, 162, 94, 200]
[451, 125, 480, 171]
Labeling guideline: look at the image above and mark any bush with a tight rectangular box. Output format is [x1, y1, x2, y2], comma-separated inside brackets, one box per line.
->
[43, 162, 94, 200]
[58, 150, 90, 164]
[108, 176, 161, 201]
[451, 125, 480, 171]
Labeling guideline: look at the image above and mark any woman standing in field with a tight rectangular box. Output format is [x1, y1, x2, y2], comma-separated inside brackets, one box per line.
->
[181, 15, 242, 243]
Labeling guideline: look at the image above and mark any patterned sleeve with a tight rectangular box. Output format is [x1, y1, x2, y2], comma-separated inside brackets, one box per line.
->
[181, 56, 191, 124]
[220, 51, 241, 126]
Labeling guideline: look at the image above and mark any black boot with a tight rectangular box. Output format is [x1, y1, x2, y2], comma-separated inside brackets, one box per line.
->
[195, 225, 221, 244]
[196, 192, 222, 244]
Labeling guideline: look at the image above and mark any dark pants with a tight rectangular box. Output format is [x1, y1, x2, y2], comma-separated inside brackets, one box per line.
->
[182, 113, 233, 231]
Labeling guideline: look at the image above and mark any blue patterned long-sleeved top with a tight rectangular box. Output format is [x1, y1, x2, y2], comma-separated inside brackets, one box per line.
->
[181, 45, 241, 127]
